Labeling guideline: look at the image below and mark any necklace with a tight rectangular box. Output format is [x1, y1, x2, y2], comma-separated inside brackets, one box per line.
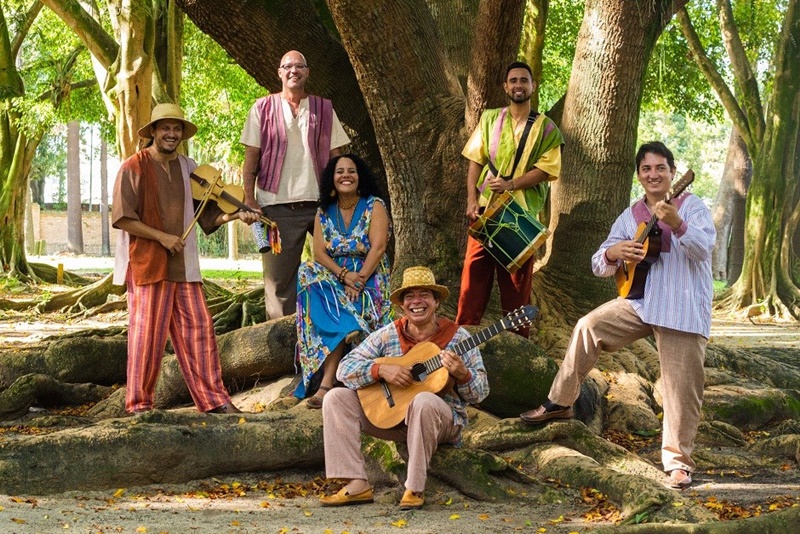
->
[338, 197, 359, 210]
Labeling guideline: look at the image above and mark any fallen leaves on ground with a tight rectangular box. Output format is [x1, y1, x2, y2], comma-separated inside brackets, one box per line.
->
[698, 494, 800, 520]
[128, 476, 340, 502]
[580, 488, 622, 524]
[602, 429, 658, 454]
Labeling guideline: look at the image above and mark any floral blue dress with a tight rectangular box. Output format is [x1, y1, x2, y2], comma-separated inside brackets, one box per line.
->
[294, 196, 393, 398]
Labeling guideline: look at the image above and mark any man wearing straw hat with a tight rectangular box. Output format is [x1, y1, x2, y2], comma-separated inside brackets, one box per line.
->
[112, 103, 260, 414]
[457, 61, 563, 338]
[318, 266, 489, 510]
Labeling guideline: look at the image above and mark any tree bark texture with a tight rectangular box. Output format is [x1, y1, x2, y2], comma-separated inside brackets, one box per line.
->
[711, 128, 750, 282]
[726, 0, 800, 317]
[66, 120, 84, 254]
[537, 0, 676, 323]
[464, 0, 526, 132]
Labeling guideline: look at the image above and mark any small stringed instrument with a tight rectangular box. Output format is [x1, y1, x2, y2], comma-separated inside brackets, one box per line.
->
[183, 164, 281, 252]
[615, 170, 695, 299]
[357, 305, 538, 429]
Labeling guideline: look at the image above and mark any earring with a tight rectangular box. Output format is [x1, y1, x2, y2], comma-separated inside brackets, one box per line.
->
[330, 190, 336, 197]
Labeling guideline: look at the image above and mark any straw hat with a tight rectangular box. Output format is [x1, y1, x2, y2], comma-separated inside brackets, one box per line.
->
[137, 103, 198, 140]
[389, 266, 449, 305]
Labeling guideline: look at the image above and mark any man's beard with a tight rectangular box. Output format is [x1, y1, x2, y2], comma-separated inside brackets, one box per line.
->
[509, 93, 531, 104]
[155, 141, 178, 154]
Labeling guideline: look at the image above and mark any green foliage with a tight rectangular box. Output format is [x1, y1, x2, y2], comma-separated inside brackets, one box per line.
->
[196, 229, 228, 258]
[537, 0, 584, 111]
[644, 0, 787, 123]
[635, 110, 731, 204]
[200, 269, 261, 280]
[5, 2, 106, 135]
[644, 22, 724, 123]
[182, 21, 264, 166]
[29, 126, 67, 204]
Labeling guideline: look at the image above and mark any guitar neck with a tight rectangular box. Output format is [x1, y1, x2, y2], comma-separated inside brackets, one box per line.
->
[422, 318, 513, 374]
[637, 170, 695, 243]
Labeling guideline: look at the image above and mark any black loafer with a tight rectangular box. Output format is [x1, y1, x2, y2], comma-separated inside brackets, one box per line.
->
[207, 403, 242, 414]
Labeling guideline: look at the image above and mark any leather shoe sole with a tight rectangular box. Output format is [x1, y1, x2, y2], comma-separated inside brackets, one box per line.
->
[320, 487, 374, 507]
[520, 405, 573, 424]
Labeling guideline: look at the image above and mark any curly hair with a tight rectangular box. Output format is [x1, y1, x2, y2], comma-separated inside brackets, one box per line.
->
[319, 153, 382, 208]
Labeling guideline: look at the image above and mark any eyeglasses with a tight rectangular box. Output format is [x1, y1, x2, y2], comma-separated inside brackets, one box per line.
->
[280, 63, 308, 70]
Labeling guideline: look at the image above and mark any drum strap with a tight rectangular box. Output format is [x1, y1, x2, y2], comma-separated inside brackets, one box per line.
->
[487, 109, 539, 181]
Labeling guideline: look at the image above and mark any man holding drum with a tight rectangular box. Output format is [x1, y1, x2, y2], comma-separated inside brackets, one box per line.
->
[457, 61, 563, 338]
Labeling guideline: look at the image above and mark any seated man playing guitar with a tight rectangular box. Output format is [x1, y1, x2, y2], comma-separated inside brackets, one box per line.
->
[319, 266, 489, 510]
[520, 142, 715, 491]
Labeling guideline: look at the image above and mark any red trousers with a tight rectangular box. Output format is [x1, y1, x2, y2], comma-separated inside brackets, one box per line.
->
[125, 279, 231, 412]
[456, 235, 534, 337]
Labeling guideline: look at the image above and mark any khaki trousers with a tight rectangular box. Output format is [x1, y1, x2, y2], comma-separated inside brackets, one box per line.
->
[548, 298, 706, 473]
[322, 388, 461, 492]
[260, 203, 317, 319]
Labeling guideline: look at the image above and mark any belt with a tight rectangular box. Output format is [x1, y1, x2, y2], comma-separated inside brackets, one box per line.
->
[276, 201, 318, 210]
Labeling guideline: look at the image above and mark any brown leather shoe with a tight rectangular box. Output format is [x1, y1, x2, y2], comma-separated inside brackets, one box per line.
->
[320, 487, 374, 507]
[520, 404, 573, 424]
[399, 489, 424, 510]
[207, 403, 242, 414]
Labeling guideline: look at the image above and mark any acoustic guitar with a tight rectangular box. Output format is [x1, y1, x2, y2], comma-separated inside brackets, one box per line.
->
[615, 170, 695, 299]
[357, 305, 538, 429]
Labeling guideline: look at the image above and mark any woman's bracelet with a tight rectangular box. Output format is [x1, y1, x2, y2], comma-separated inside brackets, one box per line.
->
[338, 267, 349, 283]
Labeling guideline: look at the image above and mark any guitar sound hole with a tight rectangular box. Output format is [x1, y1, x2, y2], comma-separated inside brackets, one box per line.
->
[411, 363, 427, 382]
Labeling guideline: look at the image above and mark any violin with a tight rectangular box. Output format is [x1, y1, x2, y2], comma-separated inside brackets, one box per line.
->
[182, 164, 281, 253]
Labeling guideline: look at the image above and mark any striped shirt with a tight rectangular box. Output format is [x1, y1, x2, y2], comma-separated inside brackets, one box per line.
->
[592, 193, 715, 338]
[336, 322, 489, 429]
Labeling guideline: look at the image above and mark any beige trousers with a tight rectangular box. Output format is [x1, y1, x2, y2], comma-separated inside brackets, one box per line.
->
[322, 388, 461, 492]
[549, 298, 706, 473]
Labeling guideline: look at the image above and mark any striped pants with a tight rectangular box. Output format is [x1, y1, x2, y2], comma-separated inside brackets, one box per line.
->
[125, 279, 231, 413]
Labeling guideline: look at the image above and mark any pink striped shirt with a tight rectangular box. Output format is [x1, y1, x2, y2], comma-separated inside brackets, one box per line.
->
[592, 193, 715, 338]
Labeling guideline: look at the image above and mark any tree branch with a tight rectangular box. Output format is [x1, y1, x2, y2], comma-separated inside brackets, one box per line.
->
[465, 0, 527, 132]
[676, 6, 755, 156]
[40, 0, 118, 68]
[11, 1, 43, 59]
[717, 0, 765, 143]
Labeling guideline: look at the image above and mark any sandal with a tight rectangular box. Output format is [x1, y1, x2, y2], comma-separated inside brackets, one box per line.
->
[305, 386, 331, 409]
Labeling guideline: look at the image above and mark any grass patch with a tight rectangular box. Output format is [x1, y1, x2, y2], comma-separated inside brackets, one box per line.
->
[201, 269, 262, 280]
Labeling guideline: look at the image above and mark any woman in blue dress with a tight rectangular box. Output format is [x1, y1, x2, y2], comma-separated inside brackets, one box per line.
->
[295, 154, 393, 407]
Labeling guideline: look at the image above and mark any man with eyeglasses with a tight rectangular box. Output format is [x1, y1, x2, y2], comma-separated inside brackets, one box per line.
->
[241, 50, 350, 320]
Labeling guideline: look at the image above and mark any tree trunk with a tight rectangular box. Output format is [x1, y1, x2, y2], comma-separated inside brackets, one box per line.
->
[520, 0, 549, 111]
[66, 120, 84, 254]
[711, 128, 750, 282]
[100, 138, 110, 256]
[721, 0, 800, 318]
[538, 0, 676, 324]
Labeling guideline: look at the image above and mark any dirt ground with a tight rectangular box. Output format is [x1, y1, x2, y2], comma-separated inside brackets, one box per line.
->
[0, 267, 798, 533]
